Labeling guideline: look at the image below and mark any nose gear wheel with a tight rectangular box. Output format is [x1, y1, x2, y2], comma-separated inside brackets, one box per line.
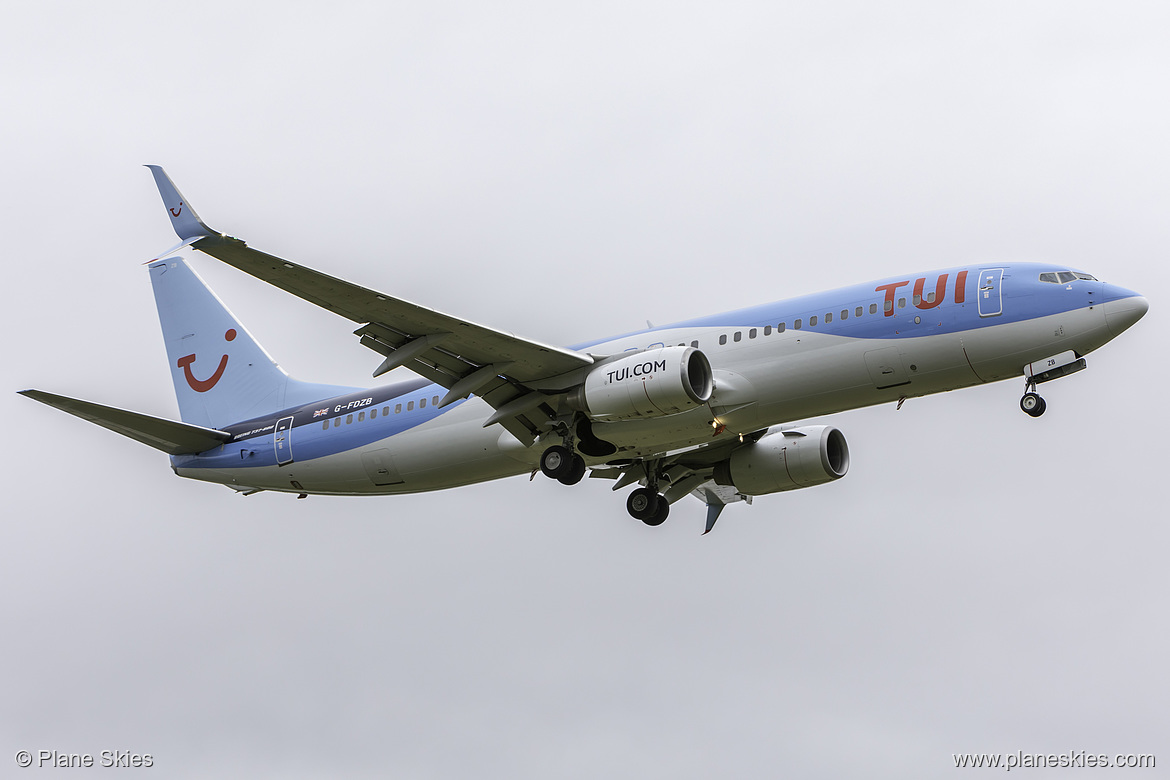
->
[1020, 378, 1046, 417]
[1020, 392, 1046, 417]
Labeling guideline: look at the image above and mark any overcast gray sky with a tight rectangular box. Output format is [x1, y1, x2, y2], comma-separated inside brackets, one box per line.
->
[3, 2, 1167, 777]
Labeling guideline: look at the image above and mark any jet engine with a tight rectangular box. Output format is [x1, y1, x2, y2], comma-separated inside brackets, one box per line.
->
[713, 426, 849, 496]
[568, 346, 713, 421]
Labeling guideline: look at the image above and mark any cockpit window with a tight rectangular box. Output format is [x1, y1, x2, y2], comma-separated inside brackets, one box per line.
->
[1040, 270, 1097, 284]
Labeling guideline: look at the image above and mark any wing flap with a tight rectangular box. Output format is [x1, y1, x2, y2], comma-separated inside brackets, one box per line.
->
[19, 390, 232, 456]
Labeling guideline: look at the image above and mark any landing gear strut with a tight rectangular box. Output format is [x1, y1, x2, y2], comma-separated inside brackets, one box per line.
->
[1020, 380, 1046, 418]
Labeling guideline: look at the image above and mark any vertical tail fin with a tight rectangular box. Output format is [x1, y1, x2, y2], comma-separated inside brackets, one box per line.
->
[149, 257, 354, 428]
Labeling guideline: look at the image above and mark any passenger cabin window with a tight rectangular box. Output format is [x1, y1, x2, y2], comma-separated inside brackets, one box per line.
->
[898, 297, 906, 308]
[358, 411, 365, 421]
[841, 309, 848, 320]
[322, 421, 329, 431]
[433, 395, 440, 406]
[346, 414, 353, 424]
[794, 318, 802, 330]
[824, 312, 832, 323]
[333, 418, 341, 428]
[855, 306, 863, 317]
[407, 401, 414, 411]
[395, 403, 402, 414]
[749, 328, 757, 339]
[871, 303, 879, 314]
[719, 334, 727, 345]
[763, 325, 771, 336]
[809, 315, 818, 326]
[370, 408, 377, 419]
[733, 331, 742, 342]
[382, 406, 389, 416]
[926, 292, 935, 303]
[913, 294, 921, 305]
[420, 397, 427, 408]
[778, 322, 785, 332]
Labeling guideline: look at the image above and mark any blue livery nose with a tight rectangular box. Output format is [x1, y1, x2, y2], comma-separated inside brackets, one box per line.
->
[1102, 290, 1149, 337]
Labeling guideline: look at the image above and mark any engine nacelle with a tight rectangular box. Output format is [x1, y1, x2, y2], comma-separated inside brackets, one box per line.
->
[571, 346, 713, 421]
[713, 426, 849, 496]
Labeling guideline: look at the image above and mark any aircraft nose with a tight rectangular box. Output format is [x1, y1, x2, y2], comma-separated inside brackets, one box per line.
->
[1103, 293, 1149, 337]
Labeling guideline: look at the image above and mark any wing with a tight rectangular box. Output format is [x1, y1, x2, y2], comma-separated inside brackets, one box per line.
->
[147, 166, 594, 443]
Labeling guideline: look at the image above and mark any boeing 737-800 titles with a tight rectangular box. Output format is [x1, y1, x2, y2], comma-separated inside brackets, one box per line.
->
[20, 167, 1149, 533]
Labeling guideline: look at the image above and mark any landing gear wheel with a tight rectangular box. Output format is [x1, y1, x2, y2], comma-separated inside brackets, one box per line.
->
[1020, 392, 1046, 417]
[642, 498, 670, 526]
[626, 487, 661, 521]
[540, 445, 573, 480]
[557, 455, 587, 486]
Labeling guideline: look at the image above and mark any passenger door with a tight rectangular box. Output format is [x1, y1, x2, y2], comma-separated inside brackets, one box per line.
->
[274, 416, 295, 466]
[977, 268, 1004, 317]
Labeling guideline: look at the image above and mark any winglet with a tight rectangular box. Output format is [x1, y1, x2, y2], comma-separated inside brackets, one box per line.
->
[145, 165, 217, 241]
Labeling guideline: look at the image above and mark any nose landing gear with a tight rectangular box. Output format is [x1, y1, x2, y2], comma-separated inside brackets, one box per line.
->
[1020, 380, 1046, 417]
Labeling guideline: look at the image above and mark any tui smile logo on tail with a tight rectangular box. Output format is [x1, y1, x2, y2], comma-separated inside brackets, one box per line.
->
[170, 202, 183, 218]
[177, 329, 236, 392]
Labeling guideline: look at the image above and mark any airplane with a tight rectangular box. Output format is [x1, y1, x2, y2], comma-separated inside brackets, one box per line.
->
[19, 166, 1149, 533]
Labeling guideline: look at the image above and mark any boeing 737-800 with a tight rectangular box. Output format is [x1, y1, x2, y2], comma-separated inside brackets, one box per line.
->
[19, 166, 1149, 533]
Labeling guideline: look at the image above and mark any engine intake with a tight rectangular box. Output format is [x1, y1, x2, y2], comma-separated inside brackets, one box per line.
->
[571, 346, 713, 421]
[713, 426, 849, 496]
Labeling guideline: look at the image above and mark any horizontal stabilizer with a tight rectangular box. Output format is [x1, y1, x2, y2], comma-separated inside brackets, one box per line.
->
[18, 389, 232, 455]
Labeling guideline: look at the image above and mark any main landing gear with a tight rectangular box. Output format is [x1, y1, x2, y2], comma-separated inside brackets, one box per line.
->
[626, 487, 669, 526]
[1020, 380, 1047, 418]
[538, 436, 669, 527]
[539, 444, 587, 485]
